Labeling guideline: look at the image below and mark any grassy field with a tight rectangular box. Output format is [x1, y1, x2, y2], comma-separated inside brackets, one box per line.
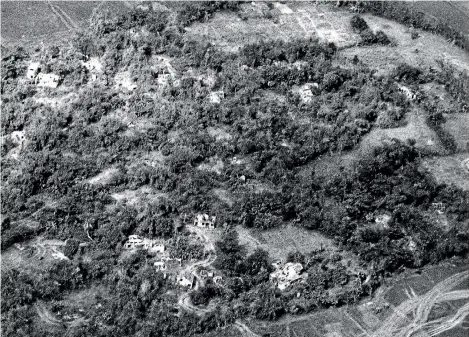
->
[0, 1, 130, 45]
[443, 113, 469, 152]
[236, 224, 336, 261]
[422, 153, 469, 191]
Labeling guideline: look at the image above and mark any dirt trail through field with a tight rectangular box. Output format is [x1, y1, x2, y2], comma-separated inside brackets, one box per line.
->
[36, 302, 63, 326]
[48, 1, 77, 31]
[235, 320, 261, 337]
[372, 270, 469, 337]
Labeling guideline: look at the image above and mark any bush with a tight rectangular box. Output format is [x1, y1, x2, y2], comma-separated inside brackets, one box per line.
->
[350, 15, 369, 33]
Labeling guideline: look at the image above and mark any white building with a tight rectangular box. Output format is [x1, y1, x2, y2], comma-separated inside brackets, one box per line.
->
[177, 272, 195, 288]
[270, 262, 305, 290]
[375, 214, 391, 228]
[36, 73, 60, 88]
[193, 214, 216, 229]
[398, 85, 416, 100]
[154, 261, 167, 271]
[123, 235, 165, 252]
[149, 244, 165, 254]
[209, 91, 224, 104]
[27, 62, 41, 80]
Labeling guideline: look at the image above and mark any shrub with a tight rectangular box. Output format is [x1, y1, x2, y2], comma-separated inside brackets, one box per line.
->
[350, 15, 369, 33]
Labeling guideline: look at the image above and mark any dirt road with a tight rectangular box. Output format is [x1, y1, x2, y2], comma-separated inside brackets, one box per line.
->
[372, 270, 469, 337]
[234, 320, 261, 337]
[176, 225, 217, 315]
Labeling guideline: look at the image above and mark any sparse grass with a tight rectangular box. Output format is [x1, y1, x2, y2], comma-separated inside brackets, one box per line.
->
[422, 153, 469, 191]
[442, 114, 469, 152]
[359, 108, 444, 154]
[259, 224, 336, 261]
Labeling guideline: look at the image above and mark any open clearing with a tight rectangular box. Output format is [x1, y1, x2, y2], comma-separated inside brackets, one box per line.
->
[1, 1, 130, 47]
[442, 113, 469, 152]
[422, 153, 469, 191]
[237, 224, 336, 261]
[359, 108, 444, 154]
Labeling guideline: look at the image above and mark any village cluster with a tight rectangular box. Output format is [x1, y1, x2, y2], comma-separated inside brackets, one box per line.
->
[121, 213, 309, 292]
[122, 214, 219, 289]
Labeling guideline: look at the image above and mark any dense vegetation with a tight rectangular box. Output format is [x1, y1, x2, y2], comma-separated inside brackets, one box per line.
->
[350, 15, 391, 45]
[2, 3, 468, 337]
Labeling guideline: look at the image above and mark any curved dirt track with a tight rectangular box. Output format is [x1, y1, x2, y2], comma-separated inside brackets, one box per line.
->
[372, 270, 469, 337]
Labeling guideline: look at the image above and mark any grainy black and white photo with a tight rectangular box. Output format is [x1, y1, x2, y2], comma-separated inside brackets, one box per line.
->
[1, 1, 469, 336]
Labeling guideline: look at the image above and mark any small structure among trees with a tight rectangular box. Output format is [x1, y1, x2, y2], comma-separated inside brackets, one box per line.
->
[36, 73, 60, 88]
[209, 90, 224, 104]
[270, 262, 305, 290]
[26, 61, 60, 88]
[398, 84, 416, 100]
[27, 62, 40, 80]
[123, 235, 165, 252]
[177, 271, 195, 288]
[154, 261, 167, 271]
[193, 214, 216, 229]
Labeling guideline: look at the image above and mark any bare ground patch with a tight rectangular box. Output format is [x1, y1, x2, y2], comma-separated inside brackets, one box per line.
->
[87, 167, 119, 185]
[110, 186, 167, 207]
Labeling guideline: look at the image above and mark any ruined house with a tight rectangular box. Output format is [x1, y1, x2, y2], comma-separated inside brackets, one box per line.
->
[398, 85, 416, 100]
[177, 272, 195, 288]
[270, 262, 305, 290]
[431, 202, 445, 214]
[82, 57, 102, 81]
[375, 214, 391, 227]
[209, 90, 224, 104]
[213, 275, 223, 285]
[198, 269, 214, 279]
[27, 62, 40, 80]
[298, 83, 319, 103]
[150, 244, 165, 254]
[123, 235, 165, 252]
[154, 261, 167, 271]
[36, 73, 60, 88]
[193, 214, 216, 229]
[26, 62, 60, 88]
